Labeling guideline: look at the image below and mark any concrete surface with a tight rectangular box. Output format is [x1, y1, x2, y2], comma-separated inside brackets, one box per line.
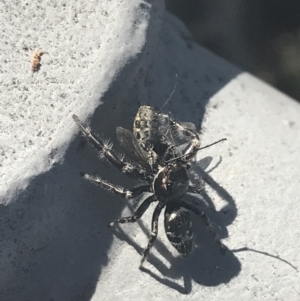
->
[0, 1, 299, 300]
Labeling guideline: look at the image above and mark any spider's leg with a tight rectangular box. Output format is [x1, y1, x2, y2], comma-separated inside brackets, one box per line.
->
[82, 174, 151, 199]
[140, 202, 165, 268]
[73, 115, 148, 180]
[180, 200, 227, 253]
[109, 195, 156, 226]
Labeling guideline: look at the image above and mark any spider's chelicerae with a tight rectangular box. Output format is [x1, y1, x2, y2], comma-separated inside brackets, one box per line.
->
[73, 106, 227, 268]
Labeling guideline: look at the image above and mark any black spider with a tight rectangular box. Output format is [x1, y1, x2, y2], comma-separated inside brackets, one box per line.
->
[73, 108, 226, 268]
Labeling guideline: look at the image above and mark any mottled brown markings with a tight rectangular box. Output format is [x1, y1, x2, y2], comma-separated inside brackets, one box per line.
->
[31, 50, 44, 72]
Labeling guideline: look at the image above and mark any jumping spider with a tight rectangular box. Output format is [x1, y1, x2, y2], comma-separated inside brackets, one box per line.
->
[73, 107, 226, 268]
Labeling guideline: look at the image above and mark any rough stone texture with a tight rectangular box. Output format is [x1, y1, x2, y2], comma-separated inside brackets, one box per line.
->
[0, 0, 162, 203]
[0, 1, 299, 300]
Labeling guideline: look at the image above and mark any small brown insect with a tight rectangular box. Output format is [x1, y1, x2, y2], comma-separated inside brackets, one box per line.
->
[31, 50, 44, 72]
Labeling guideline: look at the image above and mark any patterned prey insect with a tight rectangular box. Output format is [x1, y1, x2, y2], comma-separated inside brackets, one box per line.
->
[73, 108, 226, 268]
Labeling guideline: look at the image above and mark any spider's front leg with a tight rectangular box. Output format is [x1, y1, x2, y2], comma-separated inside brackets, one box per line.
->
[180, 200, 227, 253]
[140, 202, 165, 268]
[73, 115, 148, 180]
[83, 174, 151, 199]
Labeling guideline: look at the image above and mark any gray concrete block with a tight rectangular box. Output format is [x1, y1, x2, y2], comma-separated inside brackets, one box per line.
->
[1, 1, 299, 300]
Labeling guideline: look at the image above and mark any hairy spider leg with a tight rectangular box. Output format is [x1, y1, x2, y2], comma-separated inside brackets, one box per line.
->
[82, 174, 151, 199]
[73, 115, 148, 180]
[109, 195, 156, 226]
[180, 200, 227, 253]
[140, 202, 165, 268]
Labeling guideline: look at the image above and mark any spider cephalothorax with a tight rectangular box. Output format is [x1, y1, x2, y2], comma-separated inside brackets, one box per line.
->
[73, 107, 226, 268]
[153, 163, 189, 200]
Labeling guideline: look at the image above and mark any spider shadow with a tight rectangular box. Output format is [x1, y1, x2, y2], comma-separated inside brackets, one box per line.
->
[197, 156, 237, 227]
[141, 238, 241, 294]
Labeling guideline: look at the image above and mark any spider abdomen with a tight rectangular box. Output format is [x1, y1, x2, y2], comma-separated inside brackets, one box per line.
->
[164, 204, 193, 255]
